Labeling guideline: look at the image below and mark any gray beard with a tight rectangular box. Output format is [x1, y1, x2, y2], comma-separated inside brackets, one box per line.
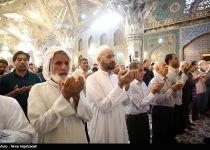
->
[50, 73, 68, 83]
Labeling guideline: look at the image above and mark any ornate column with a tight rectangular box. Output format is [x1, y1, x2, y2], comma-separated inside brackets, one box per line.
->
[125, 22, 143, 63]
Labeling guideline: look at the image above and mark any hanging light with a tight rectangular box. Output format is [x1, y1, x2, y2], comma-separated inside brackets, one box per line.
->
[16, 34, 34, 53]
[0, 45, 12, 59]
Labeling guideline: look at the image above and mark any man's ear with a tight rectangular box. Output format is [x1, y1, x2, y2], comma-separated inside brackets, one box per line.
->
[97, 57, 101, 63]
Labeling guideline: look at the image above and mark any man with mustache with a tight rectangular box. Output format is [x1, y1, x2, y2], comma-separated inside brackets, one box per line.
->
[0, 51, 41, 118]
[86, 45, 138, 143]
[0, 59, 8, 78]
[27, 46, 92, 143]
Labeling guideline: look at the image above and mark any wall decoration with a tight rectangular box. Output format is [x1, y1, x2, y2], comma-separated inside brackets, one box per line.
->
[170, 2, 181, 13]
[181, 22, 210, 47]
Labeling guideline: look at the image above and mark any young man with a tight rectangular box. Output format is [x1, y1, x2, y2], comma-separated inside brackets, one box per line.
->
[86, 45, 138, 143]
[0, 51, 41, 117]
[125, 61, 163, 144]
[27, 46, 92, 143]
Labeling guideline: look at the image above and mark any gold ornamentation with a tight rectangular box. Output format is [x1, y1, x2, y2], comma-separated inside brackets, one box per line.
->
[170, 2, 180, 13]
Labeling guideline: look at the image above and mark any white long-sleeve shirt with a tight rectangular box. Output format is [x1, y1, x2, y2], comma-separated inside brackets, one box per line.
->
[86, 69, 130, 143]
[27, 79, 93, 143]
[125, 79, 159, 114]
[0, 95, 36, 143]
[167, 66, 188, 105]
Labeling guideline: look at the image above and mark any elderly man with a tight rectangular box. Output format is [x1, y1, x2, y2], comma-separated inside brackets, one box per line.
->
[0, 59, 8, 77]
[125, 61, 164, 144]
[0, 95, 36, 143]
[86, 45, 138, 143]
[148, 61, 183, 144]
[0, 51, 41, 118]
[197, 60, 210, 115]
[27, 46, 93, 143]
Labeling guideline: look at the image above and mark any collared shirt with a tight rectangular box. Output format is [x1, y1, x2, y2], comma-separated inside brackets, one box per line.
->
[125, 79, 158, 115]
[86, 69, 130, 143]
[0, 69, 41, 116]
[148, 74, 178, 107]
[167, 66, 188, 105]
[192, 70, 206, 94]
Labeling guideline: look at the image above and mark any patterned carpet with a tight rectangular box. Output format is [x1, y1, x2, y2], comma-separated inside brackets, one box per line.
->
[149, 114, 210, 144]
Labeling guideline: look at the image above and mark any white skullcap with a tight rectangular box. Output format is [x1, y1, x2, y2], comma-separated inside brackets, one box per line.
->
[43, 46, 72, 81]
[198, 60, 206, 66]
[95, 45, 111, 58]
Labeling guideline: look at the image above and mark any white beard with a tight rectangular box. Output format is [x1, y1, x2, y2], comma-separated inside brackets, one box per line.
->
[50, 73, 68, 83]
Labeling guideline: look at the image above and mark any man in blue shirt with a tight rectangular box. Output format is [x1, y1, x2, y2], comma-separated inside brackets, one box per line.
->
[0, 51, 41, 118]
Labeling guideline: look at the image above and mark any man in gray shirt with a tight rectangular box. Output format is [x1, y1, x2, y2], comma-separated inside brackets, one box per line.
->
[148, 61, 183, 144]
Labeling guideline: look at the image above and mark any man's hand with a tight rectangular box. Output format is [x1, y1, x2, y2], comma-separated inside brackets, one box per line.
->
[170, 82, 183, 92]
[117, 69, 138, 89]
[191, 76, 200, 84]
[113, 66, 120, 75]
[151, 82, 164, 94]
[60, 76, 84, 105]
[182, 63, 192, 74]
[14, 85, 30, 94]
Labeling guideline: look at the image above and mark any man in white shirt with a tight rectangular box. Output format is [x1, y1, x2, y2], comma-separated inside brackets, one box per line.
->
[27, 46, 93, 143]
[72, 57, 92, 142]
[165, 54, 190, 143]
[86, 45, 138, 143]
[0, 95, 36, 143]
[125, 61, 164, 144]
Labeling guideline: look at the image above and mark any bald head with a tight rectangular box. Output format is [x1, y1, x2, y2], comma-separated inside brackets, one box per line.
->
[154, 61, 168, 77]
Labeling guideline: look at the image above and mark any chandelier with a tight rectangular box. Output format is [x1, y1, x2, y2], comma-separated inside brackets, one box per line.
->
[16, 31, 34, 53]
[0, 44, 12, 60]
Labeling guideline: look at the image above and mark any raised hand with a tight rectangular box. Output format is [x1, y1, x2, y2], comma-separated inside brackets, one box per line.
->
[170, 82, 183, 92]
[14, 85, 29, 94]
[182, 63, 192, 74]
[151, 81, 164, 94]
[117, 69, 138, 89]
[191, 76, 200, 84]
[113, 66, 120, 75]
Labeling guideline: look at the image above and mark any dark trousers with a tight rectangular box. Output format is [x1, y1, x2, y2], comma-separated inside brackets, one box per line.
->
[180, 102, 190, 130]
[151, 106, 173, 144]
[169, 104, 183, 142]
[126, 112, 150, 144]
[192, 97, 200, 121]
[82, 121, 90, 143]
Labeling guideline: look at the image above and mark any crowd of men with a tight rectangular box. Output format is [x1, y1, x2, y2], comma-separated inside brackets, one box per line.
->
[0, 45, 210, 144]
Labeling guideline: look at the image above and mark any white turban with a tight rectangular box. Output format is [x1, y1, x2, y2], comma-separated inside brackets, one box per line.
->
[43, 46, 72, 81]
[95, 45, 111, 58]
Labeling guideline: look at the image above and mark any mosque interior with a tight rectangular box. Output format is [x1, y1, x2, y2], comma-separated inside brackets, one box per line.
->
[0, 0, 210, 67]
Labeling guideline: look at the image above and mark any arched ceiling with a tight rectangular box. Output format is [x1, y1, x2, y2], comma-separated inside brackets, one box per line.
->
[0, 0, 114, 52]
[0, 0, 209, 53]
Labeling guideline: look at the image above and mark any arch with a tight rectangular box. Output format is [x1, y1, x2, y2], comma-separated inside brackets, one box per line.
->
[150, 45, 173, 63]
[183, 32, 210, 62]
[114, 29, 123, 46]
[78, 55, 83, 65]
[78, 39, 83, 51]
[100, 33, 107, 45]
[88, 36, 94, 48]
[114, 50, 124, 65]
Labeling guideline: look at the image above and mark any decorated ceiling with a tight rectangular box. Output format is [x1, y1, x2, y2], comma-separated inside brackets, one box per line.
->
[0, 0, 209, 55]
